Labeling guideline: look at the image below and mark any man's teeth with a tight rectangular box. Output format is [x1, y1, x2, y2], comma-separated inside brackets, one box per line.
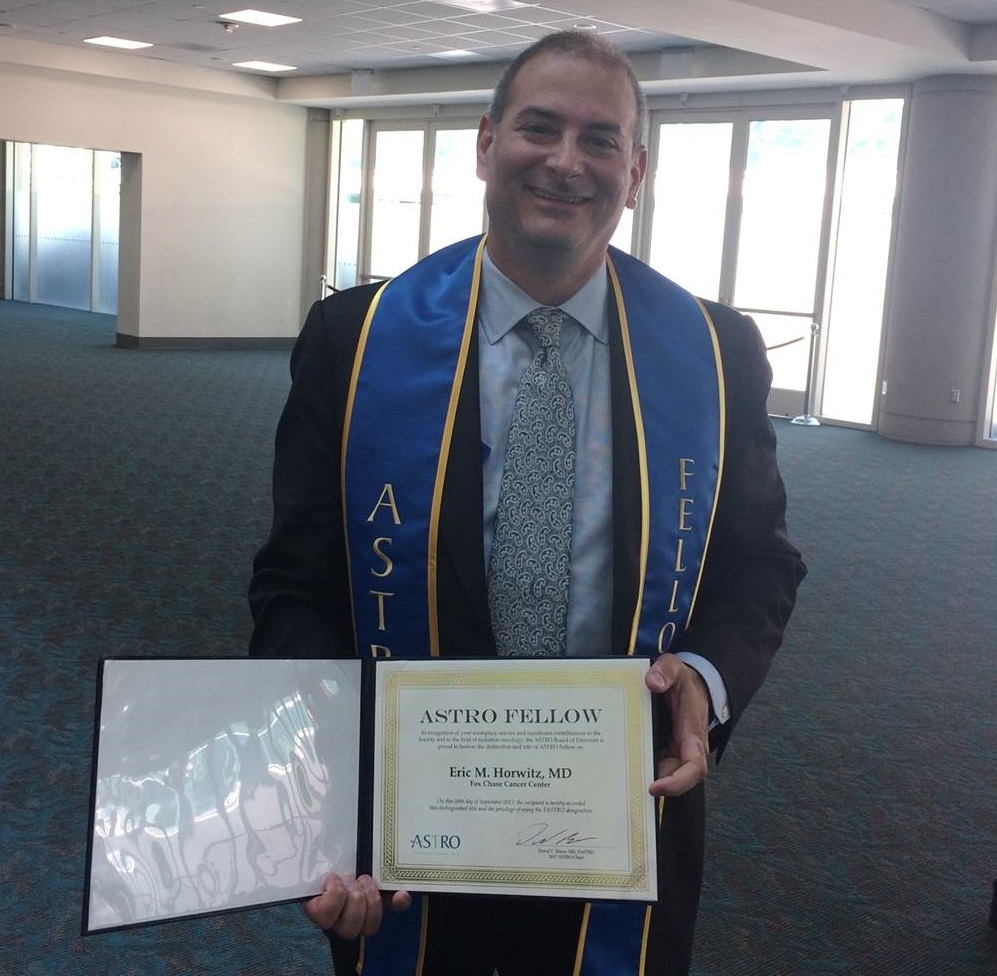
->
[533, 188, 584, 203]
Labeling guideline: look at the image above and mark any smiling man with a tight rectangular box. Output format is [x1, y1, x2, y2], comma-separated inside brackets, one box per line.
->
[476, 44, 646, 305]
[249, 29, 805, 976]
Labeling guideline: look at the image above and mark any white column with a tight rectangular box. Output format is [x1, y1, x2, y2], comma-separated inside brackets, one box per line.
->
[880, 75, 997, 444]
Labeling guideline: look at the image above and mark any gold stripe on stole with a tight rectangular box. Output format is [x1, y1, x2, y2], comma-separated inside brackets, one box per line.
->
[640, 902, 653, 974]
[425, 236, 487, 657]
[572, 903, 591, 976]
[571, 904, 653, 976]
[342, 282, 392, 656]
[416, 895, 430, 975]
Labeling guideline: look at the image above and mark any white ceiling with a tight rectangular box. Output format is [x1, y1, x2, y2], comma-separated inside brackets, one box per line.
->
[3, 0, 997, 106]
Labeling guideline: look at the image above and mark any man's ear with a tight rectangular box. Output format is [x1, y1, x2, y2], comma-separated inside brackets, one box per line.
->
[626, 145, 648, 210]
[476, 114, 495, 181]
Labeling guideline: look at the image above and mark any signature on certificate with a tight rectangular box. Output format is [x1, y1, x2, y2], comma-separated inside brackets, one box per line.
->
[514, 822, 598, 848]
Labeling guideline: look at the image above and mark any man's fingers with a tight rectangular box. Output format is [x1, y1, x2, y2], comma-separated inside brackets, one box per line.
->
[303, 875, 385, 939]
[388, 889, 413, 912]
[649, 754, 707, 797]
[643, 654, 711, 797]
[645, 654, 680, 693]
[655, 756, 682, 781]
[303, 874, 350, 930]
[649, 730, 709, 797]
[350, 876, 385, 938]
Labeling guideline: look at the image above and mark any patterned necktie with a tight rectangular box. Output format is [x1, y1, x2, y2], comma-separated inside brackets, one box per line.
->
[487, 307, 576, 657]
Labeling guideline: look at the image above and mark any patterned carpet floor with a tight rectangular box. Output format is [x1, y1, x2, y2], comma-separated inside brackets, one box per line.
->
[1, 301, 994, 975]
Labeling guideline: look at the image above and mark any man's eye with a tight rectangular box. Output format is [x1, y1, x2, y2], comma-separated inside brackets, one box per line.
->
[586, 136, 619, 153]
[521, 123, 555, 138]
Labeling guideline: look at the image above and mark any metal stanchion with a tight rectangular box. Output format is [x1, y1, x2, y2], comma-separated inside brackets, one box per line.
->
[319, 274, 328, 302]
[791, 321, 821, 427]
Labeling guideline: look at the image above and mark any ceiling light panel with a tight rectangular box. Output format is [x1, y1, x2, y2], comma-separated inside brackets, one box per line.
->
[434, 0, 529, 11]
[233, 59, 298, 71]
[84, 36, 153, 50]
[429, 48, 479, 58]
[220, 9, 303, 27]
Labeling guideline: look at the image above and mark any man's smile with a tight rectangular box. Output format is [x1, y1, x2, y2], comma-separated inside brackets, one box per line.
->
[527, 184, 589, 205]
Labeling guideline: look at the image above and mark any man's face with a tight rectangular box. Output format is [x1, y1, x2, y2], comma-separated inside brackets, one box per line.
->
[476, 51, 647, 279]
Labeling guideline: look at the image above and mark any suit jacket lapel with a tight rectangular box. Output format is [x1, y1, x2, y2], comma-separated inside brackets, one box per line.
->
[436, 326, 496, 657]
[608, 301, 642, 655]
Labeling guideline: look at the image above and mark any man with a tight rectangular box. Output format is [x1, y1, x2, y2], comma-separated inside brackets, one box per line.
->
[249, 29, 805, 976]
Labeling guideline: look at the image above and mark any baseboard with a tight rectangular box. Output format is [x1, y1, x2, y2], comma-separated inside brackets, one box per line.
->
[115, 333, 295, 350]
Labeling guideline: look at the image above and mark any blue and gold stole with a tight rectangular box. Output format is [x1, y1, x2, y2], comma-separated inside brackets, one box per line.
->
[342, 235, 725, 976]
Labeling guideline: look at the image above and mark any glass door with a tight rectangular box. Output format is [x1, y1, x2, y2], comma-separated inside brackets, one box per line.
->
[7, 141, 120, 313]
[819, 100, 904, 426]
[646, 103, 913, 425]
[328, 118, 365, 292]
[646, 110, 837, 418]
[648, 121, 734, 300]
[732, 117, 834, 418]
[428, 128, 485, 255]
[34, 143, 94, 309]
[367, 126, 425, 280]
[361, 121, 483, 285]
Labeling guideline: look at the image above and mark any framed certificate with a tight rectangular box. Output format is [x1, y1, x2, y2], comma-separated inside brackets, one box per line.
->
[84, 656, 657, 935]
[372, 658, 657, 902]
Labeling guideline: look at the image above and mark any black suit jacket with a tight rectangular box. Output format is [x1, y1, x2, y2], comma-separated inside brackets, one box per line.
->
[249, 279, 805, 758]
[248, 273, 805, 975]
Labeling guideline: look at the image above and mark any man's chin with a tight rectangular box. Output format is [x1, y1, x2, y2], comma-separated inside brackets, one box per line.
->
[520, 224, 582, 254]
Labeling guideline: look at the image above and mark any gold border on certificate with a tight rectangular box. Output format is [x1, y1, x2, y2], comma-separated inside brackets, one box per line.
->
[372, 658, 657, 902]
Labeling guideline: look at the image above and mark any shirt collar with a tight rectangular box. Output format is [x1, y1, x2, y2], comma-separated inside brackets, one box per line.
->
[478, 248, 609, 346]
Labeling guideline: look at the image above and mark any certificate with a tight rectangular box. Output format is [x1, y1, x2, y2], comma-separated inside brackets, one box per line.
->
[372, 657, 657, 902]
[84, 656, 657, 934]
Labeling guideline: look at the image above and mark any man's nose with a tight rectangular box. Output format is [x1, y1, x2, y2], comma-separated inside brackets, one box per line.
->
[546, 137, 584, 178]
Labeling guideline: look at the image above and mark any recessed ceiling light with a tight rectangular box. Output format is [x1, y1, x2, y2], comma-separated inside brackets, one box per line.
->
[436, 0, 527, 11]
[219, 8, 302, 27]
[233, 60, 298, 72]
[429, 49, 479, 60]
[84, 36, 153, 50]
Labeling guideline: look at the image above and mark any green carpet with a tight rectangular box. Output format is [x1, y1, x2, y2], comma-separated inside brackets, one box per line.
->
[1, 300, 994, 975]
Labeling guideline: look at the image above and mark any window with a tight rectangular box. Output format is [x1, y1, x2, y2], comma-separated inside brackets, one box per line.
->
[6, 142, 120, 313]
[336, 120, 484, 287]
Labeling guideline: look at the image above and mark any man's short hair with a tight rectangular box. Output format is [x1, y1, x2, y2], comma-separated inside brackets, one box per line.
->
[487, 30, 648, 151]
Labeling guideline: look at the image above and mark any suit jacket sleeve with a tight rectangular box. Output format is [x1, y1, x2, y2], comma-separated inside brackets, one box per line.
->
[683, 300, 807, 754]
[248, 285, 380, 659]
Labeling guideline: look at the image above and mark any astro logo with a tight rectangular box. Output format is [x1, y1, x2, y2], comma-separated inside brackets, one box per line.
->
[409, 833, 461, 850]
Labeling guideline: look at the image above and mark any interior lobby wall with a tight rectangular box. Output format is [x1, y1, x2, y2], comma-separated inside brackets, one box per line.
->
[0, 58, 311, 341]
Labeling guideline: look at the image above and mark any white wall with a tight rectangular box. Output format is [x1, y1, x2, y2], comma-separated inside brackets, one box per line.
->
[0, 49, 313, 340]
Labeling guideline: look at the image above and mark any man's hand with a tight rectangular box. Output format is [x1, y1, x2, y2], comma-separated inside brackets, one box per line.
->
[645, 654, 710, 797]
[303, 873, 412, 939]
